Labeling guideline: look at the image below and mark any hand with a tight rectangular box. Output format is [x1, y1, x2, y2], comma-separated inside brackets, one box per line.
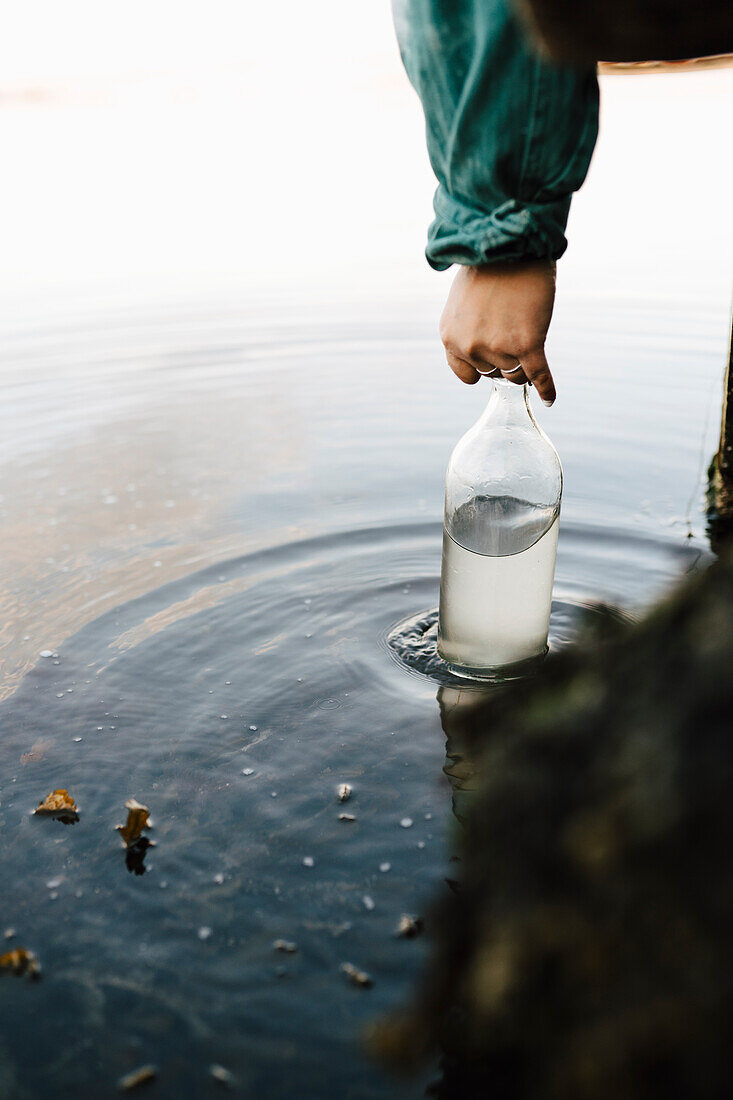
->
[439, 259, 557, 406]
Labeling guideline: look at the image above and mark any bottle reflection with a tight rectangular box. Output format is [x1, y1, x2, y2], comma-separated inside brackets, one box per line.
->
[438, 683, 496, 827]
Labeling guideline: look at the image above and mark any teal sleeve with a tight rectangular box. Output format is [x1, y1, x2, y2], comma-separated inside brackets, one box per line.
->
[392, 0, 599, 269]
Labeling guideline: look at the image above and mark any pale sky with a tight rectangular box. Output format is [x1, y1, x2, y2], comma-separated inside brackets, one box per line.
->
[1, 2, 731, 313]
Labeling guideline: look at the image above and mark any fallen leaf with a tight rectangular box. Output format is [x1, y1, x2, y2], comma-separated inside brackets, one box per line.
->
[0, 947, 41, 979]
[33, 789, 79, 824]
[116, 799, 152, 847]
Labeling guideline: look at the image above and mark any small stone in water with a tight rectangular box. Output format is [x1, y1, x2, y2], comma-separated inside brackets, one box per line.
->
[395, 914, 424, 939]
[46, 878, 61, 890]
[417, 841, 426, 849]
[209, 1063, 236, 1088]
[379, 862, 391, 873]
[117, 1064, 158, 1091]
[362, 895, 375, 911]
[198, 926, 213, 941]
[242, 768, 254, 776]
[336, 783, 352, 803]
[39, 650, 57, 659]
[340, 962, 373, 988]
[339, 813, 355, 822]
[213, 872, 225, 885]
[302, 856, 314, 868]
[4, 928, 15, 940]
[272, 939, 298, 953]
[400, 817, 414, 829]
[249, 724, 258, 731]
[220, 715, 228, 720]
[73, 737, 82, 743]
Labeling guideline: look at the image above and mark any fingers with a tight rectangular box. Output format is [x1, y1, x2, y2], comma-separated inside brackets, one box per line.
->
[444, 341, 555, 405]
[495, 362, 529, 386]
[518, 347, 556, 406]
[445, 350, 481, 385]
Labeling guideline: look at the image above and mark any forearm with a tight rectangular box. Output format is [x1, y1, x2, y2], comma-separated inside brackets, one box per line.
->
[392, 0, 599, 269]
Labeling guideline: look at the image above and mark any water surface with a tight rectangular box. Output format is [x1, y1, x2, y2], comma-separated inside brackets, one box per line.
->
[0, 294, 724, 1097]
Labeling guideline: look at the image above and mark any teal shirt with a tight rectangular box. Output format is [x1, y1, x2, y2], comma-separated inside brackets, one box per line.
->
[392, 0, 599, 268]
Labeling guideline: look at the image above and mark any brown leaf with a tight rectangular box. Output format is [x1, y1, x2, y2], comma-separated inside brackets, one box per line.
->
[116, 799, 152, 847]
[0, 947, 41, 979]
[33, 788, 79, 824]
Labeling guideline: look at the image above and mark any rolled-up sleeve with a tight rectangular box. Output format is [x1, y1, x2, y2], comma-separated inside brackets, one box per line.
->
[392, 0, 599, 269]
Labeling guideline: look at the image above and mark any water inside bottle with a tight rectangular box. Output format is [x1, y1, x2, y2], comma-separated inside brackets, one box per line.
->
[438, 496, 559, 673]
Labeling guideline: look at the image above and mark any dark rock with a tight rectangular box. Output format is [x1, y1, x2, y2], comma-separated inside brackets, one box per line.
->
[371, 550, 733, 1099]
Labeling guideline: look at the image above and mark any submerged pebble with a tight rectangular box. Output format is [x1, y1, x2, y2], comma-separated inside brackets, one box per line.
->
[209, 1063, 236, 1088]
[340, 962, 373, 988]
[362, 895, 375, 911]
[302, 856, 314, 868]
[338, 813, 355, 822]
[272, 939, 298, 953]
[379, 862, 391, 873]
[395, 914, 424, 939]
[241, 768, 254, 776]
[198, 926, 213, 941]
[336, 783, 352, 803]
[400, 817, 414, 829]
[117, 1064, 157, 1091]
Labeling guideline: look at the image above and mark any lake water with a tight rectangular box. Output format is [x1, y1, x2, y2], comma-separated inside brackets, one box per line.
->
[0, 13, 732, 1094]
[0, 288, 725, 1098]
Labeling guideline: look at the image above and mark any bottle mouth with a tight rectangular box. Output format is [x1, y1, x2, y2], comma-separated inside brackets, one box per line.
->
[477, 369, 520, 379]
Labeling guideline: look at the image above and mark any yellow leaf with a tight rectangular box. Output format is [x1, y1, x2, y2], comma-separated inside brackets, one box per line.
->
[116, 799, 152, 847]
[33, 789, 79, 824]
[0, 947, 41, 979]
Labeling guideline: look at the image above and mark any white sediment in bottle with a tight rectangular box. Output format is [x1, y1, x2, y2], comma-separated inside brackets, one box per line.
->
[438, 516, 558, 670]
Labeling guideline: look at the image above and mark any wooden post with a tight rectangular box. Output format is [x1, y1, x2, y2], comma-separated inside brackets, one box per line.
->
[717, 315, 733, 482]
[708, 309, 733, 551]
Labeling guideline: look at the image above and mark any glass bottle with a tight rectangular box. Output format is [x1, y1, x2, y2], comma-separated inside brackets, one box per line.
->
[437, 378, 562, 678]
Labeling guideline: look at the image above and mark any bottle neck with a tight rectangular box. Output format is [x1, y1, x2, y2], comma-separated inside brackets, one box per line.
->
[479, 378, 533, 427]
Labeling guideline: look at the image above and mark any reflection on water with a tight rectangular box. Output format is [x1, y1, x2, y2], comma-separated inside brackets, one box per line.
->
[0, 296, 723, 1095]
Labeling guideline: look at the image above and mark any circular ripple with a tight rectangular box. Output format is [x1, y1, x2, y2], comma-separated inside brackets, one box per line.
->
[0, 519, 704, 1098]
[386, 598, 633, 687]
